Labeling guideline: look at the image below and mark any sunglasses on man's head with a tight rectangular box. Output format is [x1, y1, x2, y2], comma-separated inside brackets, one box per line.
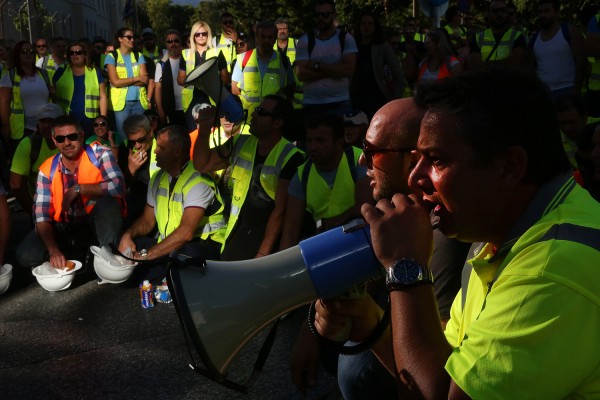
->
[54, 132, 80, 143]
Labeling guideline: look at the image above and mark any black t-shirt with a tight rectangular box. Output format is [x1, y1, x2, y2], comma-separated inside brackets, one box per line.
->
[117, 143, 151, 196]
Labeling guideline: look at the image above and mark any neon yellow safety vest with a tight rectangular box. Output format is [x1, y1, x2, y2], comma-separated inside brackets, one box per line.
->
[273, 38, 296, 64]
[6, 68, 51, 140]
[54, 66, 101, 118]
[39, 56, 58, 79]
[225, 134, 303, 246]
[150, 161, 227, 244]
[444, 24, 467, 47]
[142, 47, 160, 62]
[297, 146, 361, 221]
[239, 50, 287, 115]
[181, 48, 218, 111]
[109, 49, 149, 112]
[215, 35, 236, 73]
[124, 136, 159, 178]
[476, 28, 521, 61]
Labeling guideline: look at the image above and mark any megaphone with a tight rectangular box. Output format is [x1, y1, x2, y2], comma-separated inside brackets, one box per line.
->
[185, 57, 245, 123]
[166, 219, 384, 392]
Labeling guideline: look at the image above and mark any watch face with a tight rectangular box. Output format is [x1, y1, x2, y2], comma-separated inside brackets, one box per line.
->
[393, 260, 421, 283]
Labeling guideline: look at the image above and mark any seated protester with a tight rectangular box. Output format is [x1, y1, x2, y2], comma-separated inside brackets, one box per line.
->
[189, 103, 249, 212]
[16, 115, 125, 269]
[280, 113, 371, 250]
[10, 103, 63, 214]
[343, 110, 369, 148]
[86, 115, 118, 151]
[118, 125, 226, 284]
[193, 94, 305, 260]
[116, 114, 157, 228]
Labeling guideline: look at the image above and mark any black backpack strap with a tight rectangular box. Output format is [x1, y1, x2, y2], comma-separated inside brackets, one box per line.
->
[29, 134, 43, 168]
[344, 146, 357, 182]
[301, 160, 313, 196]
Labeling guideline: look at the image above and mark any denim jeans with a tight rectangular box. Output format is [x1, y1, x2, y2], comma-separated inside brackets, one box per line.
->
[337, 345, 397, 399]
[114, 100, 145, 142]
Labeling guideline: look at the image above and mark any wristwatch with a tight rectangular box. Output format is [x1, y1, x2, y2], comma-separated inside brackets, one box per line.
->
[313, 62, 320, 71]
[139, 249, 148, 260]
[385, 258, 434, 291]
[74, 184, 81, 194]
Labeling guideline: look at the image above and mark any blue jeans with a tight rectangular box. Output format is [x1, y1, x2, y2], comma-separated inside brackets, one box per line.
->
[337, 344, 398, 399]
[114, 100, 145, 142]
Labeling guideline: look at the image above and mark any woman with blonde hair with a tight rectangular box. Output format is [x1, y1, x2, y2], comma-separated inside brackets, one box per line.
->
[53, 41, 108, 137]
[178, 20, 221, 130]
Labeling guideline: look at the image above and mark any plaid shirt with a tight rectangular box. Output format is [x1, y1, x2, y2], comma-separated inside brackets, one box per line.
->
[33, 144, 125, 223]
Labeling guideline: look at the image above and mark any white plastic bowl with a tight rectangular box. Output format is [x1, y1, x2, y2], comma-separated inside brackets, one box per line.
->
[0, 264, 13, 295]
[32, 261, 82, 292]
[90, 246, 137, 284]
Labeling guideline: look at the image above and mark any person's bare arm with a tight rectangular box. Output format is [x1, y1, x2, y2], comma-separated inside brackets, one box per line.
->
[154, 80, 165, 124]
[231, 80, 241, 96]
[36, 221, 66, 268]
[0, 87, 11, 143]
[119, 204, 156, 253]
[99, 81, 108, 116]
[107, 63, 147, 88]
[192, 108, 231, 173]
[256, 179, 291, 257]
[9, 172, 33, 212]
[569, 25, 587, 93]
[296, 52, 357, 82]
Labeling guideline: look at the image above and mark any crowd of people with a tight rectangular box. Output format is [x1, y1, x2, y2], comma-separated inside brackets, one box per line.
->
[0, 0, 599, 397]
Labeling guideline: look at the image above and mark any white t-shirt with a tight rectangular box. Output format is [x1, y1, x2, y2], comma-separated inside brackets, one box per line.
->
[155, 58, 184, 111]
[0, 72, 50, 130]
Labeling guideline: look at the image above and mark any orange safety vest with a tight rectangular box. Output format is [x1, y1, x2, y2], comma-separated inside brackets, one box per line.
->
[418, 56, 458, 82]
[39, 144, 113, 222]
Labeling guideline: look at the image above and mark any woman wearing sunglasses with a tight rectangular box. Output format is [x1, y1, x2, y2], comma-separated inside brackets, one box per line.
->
[0, 41, 53, 156]
[105, 27, 150, 142]
[178, 20, 219, 130]
[53, 41, 108, 138]
[86, 115, 117, 153]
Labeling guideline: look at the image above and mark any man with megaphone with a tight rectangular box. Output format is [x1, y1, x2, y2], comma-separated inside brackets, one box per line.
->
[314, 69, 600, 399]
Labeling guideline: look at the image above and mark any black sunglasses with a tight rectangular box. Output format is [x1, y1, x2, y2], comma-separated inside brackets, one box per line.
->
[21, 48, 34, 55]
[237, 41, 247, 47]
[68, 49, 85, 56]
[127, 134, 149, 148]
[166, 38, 180, 44]
[255, 106, 274, 118]
[36, 44, 47, 48]
[54, 132, 80, 143]
[121, 35, 135, 40]
[362, 139, 413, 169]
[93, 121, 107, 127]
[194, 32, 209, 38]
[314, 11, 332, 19]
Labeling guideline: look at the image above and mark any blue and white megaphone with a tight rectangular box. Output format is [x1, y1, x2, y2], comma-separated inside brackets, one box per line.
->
[185, 57, 245, 124]
[166, 219, 383, 391]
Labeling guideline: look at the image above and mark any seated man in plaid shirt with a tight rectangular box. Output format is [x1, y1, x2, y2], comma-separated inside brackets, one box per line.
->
[16, 115, 126, 269]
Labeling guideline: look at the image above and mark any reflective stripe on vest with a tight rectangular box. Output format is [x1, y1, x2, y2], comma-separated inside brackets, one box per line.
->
[181, 48, 218, 111]
[109, 49, 149, 111]
[225, 135, 302, 244]
[55, 66, 101, 118]
[299, 146, 361, 220]
[151, 162, 226, 243]
[239, 51, 286, 115]
[476, 28, 520, 61]
[39, 145, 102, 222]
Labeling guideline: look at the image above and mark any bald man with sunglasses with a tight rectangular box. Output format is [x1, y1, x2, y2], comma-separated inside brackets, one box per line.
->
[16, 115, 126, 269]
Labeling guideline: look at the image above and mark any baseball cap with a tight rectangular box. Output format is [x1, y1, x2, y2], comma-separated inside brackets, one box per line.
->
[343, 111, 368, 126]
[38, 103, 64, 120]
[141, 28, 154, 37]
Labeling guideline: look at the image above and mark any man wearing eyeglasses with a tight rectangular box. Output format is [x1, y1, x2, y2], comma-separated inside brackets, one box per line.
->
[155, 30, 185, 127]
[193, 94, 305, 261]
[34, 38, 49, 62]
[36, 37, 68, 79]
[213, 12, 239, 85]
[466, 0, 527, 70]
[295, 0, 357, 123]
[16, 115, 125, 269]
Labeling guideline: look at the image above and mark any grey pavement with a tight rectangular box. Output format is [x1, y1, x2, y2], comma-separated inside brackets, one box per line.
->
[0, 261, 338, 400]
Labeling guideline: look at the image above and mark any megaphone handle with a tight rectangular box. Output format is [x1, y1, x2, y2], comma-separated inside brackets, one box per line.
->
[306, 298, 391, 356]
